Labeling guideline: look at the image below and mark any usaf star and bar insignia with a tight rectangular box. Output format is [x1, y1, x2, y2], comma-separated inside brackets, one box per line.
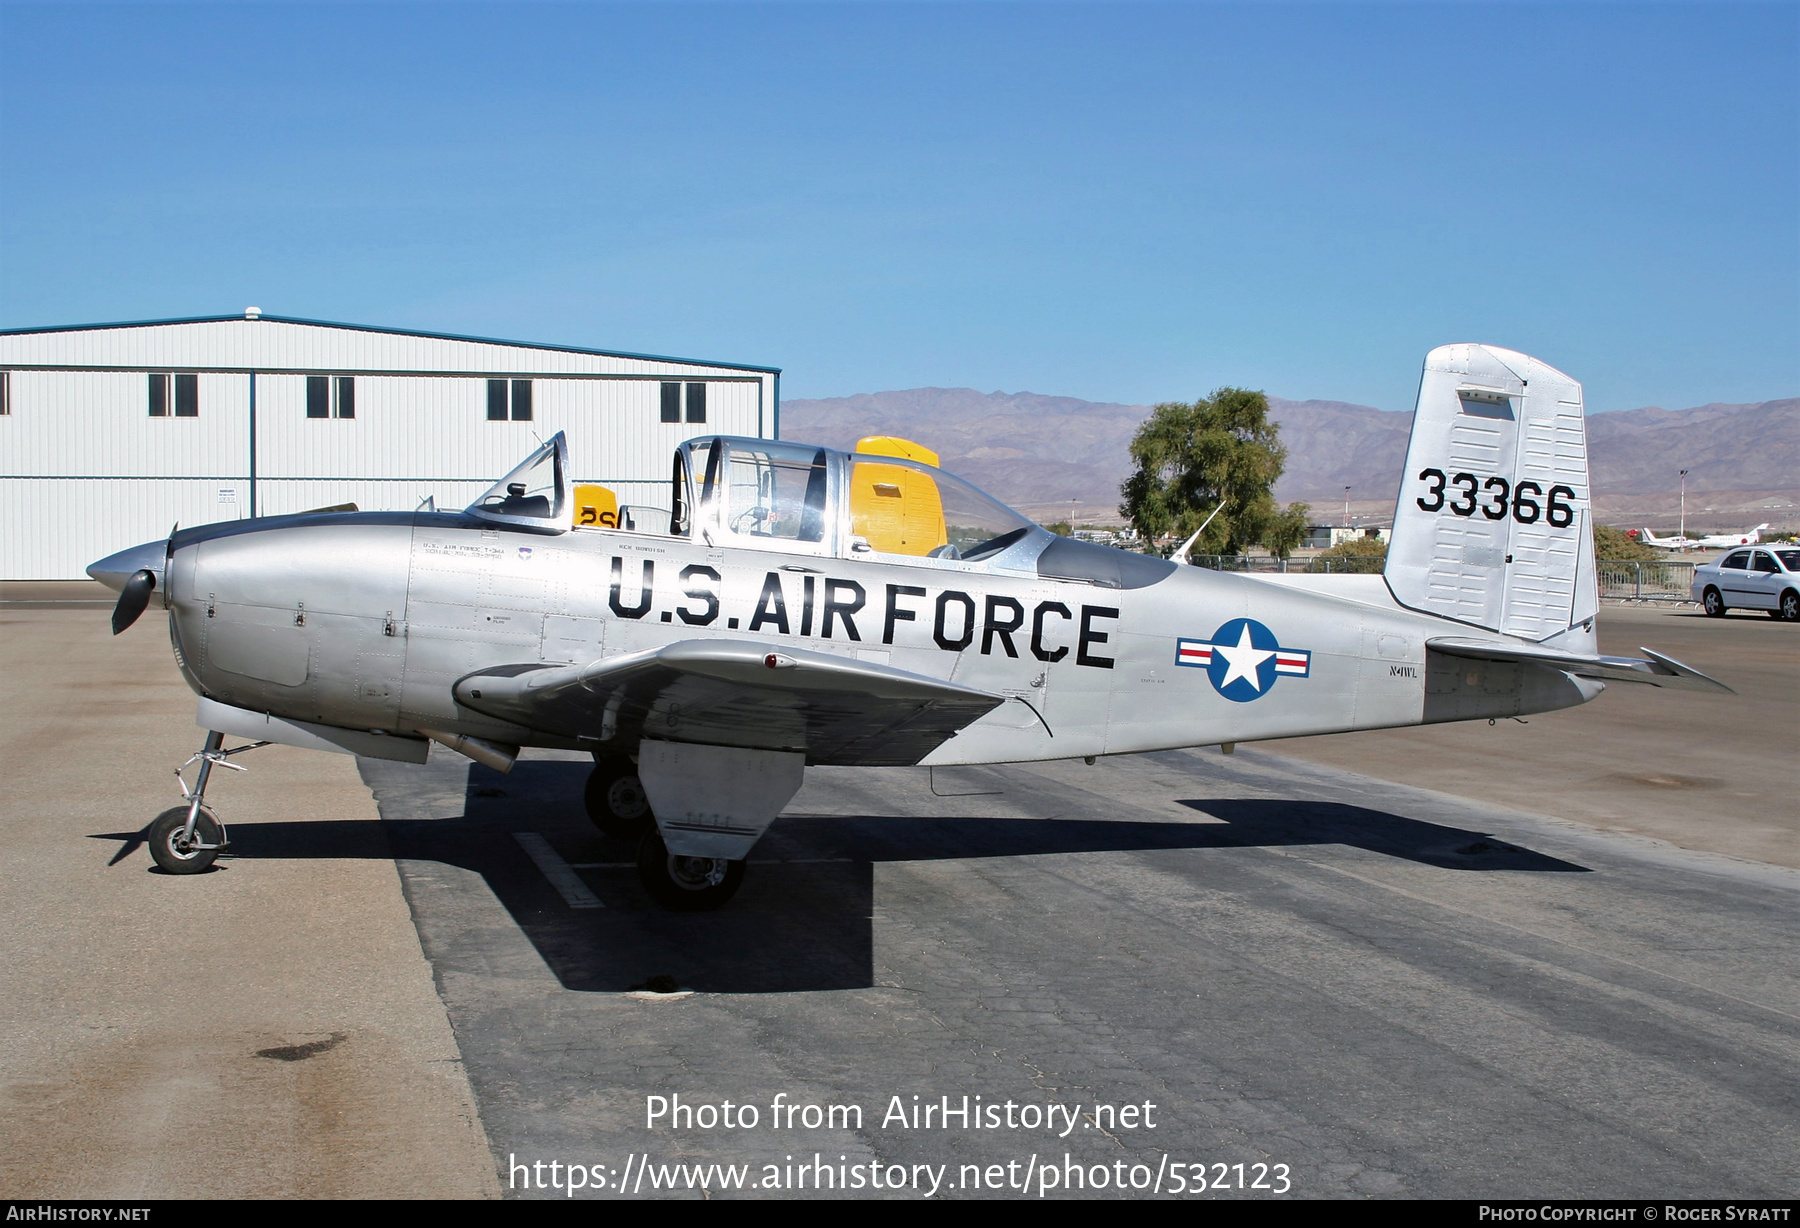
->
[1176, 618, 1311, 703]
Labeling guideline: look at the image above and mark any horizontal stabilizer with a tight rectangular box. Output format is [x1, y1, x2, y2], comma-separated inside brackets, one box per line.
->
[1426, 637, 1734, 694]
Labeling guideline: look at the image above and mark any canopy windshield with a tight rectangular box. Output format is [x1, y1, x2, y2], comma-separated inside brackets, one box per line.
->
[720, 441, 831, 544]
[467, 433, 570, 531]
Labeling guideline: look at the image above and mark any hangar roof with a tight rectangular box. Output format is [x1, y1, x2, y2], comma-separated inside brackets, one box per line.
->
[0, 313, 780, 378]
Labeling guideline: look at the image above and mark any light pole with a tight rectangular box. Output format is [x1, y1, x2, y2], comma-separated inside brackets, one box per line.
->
[1344, 486, 1352, 529]
[1679, 469, 1689, 541]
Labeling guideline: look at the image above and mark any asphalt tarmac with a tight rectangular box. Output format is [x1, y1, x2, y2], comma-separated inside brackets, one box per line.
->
[361, 740, 1798, 1199]
[1262, 604, 1797, 868]
[0, 599, 497, 1199]
[7, 589, 1796, 1199]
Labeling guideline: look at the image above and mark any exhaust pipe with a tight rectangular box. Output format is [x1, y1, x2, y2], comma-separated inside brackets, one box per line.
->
[417, 729, 519, 774]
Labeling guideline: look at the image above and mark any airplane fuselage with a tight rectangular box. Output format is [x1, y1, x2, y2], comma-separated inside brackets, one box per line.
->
[161, 509, 1599, 767]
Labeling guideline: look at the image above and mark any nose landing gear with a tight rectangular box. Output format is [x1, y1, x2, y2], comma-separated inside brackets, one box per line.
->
[147, 730, 269, 874]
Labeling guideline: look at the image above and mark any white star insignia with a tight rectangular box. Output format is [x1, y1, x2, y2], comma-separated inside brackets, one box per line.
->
[1214, 624, 1275, 693]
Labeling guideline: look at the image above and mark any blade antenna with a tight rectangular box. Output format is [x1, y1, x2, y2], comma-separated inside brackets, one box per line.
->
[1171, 499, 1228, 566]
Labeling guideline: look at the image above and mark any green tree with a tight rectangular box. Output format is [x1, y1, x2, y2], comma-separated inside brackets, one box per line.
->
[1594, 522, 1657, 561]
[1119, 387, 1306, 556]
[1307, 535, 1387, 574]
[1262, 501, 1312, 560]
[1044, 521, 1074, 537]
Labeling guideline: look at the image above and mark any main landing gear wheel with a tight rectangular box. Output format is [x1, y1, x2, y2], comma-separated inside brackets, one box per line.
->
[1702, 587, 1727, 618]
[148, 805, 224, 874]
[635, 828, 745, 911]
[585, 759, 652, 841]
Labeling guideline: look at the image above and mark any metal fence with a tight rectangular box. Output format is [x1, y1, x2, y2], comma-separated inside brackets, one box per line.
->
[1186, 555, 1288, 573]
[1183, 555, 1699, 601]
[1597, 559, 1697, 603]
[1185, 555, 1391, 574]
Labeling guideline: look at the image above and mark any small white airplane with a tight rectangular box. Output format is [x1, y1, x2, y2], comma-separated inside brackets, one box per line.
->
[89, 342, 1732, 908]
[1637, 524, 1771, 551]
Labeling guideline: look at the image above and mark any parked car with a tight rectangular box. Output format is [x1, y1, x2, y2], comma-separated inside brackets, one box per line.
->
[1692, 546, 1800, 620]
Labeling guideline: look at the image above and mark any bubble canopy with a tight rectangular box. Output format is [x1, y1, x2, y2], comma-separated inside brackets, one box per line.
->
[467, 432, 569, 530]
[466, 431, 1052, 569]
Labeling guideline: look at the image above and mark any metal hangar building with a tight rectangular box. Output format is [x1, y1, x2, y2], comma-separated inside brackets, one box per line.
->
[0, 312, 780, 579]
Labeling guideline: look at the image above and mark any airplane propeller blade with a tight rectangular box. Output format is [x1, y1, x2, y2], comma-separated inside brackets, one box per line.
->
[111, 568, 156, 635]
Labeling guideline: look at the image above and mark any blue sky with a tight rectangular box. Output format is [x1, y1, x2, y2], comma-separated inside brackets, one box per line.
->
[1, 2, 1794, 412]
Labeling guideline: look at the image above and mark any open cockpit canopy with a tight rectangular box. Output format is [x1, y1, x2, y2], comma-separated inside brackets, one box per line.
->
[466, 430, 1036, 554]
[463, 430, 1174, 586]
[467, 432, 569, 531]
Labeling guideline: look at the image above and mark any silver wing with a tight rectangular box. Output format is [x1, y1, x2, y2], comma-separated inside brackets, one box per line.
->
[452, 639, 1008, 766]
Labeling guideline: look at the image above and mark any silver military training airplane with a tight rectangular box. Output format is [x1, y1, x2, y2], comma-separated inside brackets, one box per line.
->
[90, 343, 1730, 908]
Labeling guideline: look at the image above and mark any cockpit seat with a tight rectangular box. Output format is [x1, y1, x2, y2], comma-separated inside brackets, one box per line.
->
[492, 483, 552, 518]
[850, 437, 949, 556]
[573, 484, 620, 529]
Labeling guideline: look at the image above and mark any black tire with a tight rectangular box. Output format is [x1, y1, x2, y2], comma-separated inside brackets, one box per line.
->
[584, 761, 653, 841]
[148, 805, 224, 874]
[635, 828, 744, 911]
[1781, 590, 1799, 622]
[1702, 587, 1727, 617]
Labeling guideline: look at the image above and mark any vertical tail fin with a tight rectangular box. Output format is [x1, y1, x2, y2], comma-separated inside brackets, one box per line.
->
[1384, 344, 1596, 651]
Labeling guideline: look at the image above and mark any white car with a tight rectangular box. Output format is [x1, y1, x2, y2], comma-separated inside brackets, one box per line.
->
[1692, 546, 1800, 620]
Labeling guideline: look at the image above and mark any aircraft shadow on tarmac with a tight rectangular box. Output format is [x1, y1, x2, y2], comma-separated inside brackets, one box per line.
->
[92, 759, 1587, 994]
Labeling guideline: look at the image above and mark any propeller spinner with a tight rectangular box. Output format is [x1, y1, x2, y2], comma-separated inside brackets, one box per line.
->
[87, 533, 173, 635]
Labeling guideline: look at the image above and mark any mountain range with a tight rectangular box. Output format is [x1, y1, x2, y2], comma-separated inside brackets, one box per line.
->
[780, 390, 1798, 529]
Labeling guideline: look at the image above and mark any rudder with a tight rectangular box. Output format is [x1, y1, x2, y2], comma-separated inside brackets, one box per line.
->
[1384, 343, 1596, 651]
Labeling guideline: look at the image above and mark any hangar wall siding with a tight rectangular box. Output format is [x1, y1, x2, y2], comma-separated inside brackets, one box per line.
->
[0, 316, 778, 579]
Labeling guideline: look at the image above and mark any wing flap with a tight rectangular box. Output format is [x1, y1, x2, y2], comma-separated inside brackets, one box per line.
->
[452, 639, 1006, 766]
[1426, 636, 1734, 693]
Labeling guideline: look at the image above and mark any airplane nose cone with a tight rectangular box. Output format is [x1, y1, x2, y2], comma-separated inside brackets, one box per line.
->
[87, 540, 167, 593]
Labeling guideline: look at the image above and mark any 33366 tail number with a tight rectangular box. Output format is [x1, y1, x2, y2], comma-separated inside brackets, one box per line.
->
[1415, 468, 1575, 527]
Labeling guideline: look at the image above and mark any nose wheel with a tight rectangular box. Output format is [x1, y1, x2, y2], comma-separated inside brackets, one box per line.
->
[143, 730, 270, 874]
[148, 804, 225, 874]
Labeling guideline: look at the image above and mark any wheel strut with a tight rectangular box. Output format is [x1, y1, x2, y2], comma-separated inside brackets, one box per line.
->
[172, 730, 273, 850]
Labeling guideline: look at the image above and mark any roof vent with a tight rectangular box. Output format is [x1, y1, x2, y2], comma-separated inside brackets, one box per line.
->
[245, 306, 262, 320]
